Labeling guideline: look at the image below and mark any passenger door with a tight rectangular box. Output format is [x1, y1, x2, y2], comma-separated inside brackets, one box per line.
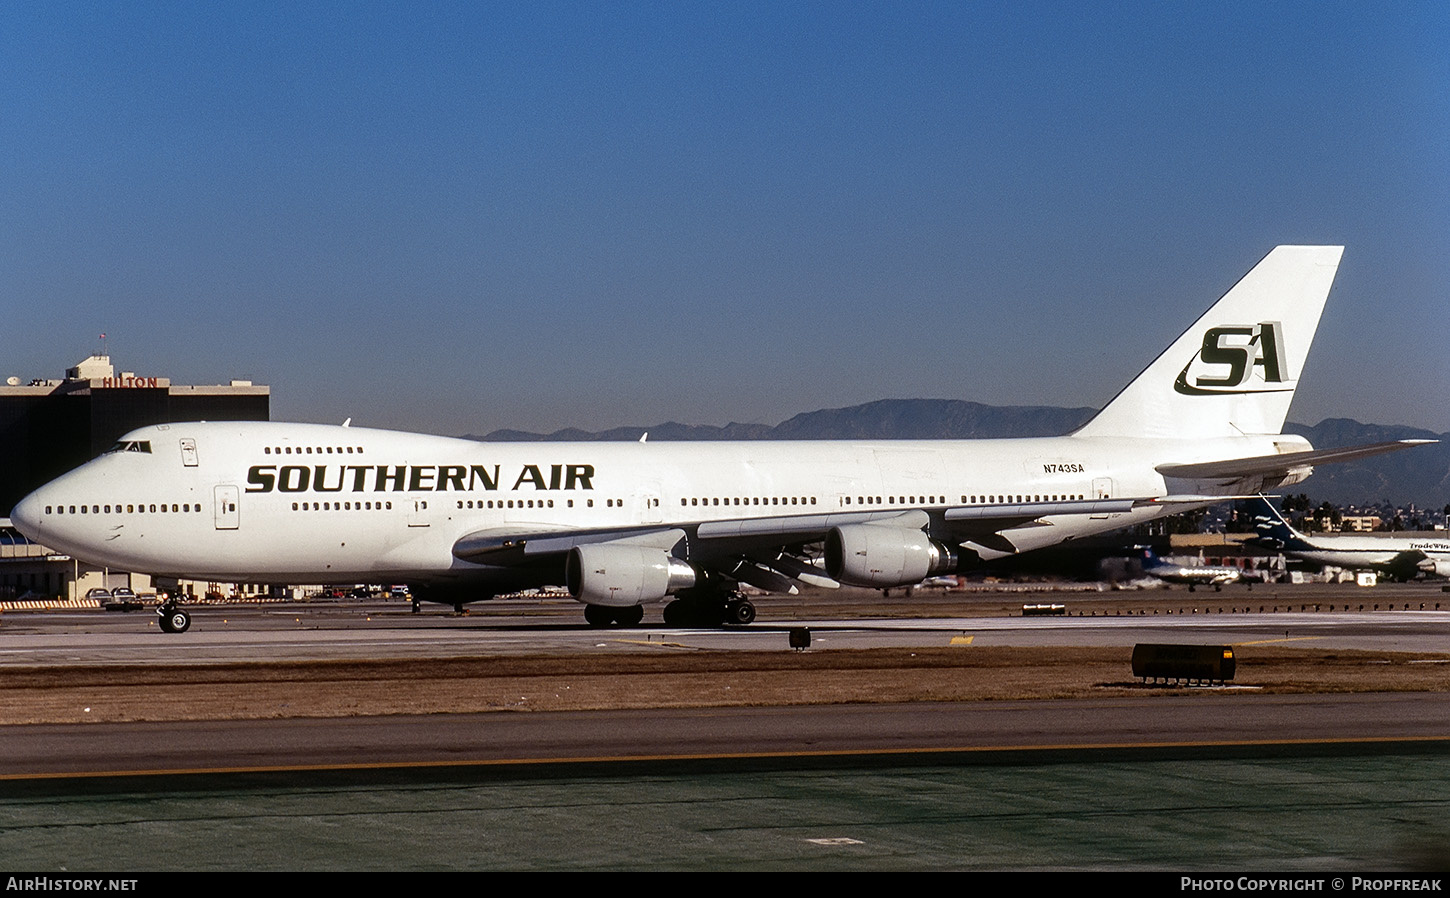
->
[214, 485, 240, 530]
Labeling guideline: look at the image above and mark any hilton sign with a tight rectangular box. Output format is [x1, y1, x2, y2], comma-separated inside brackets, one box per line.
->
[97, 376, 170, 388]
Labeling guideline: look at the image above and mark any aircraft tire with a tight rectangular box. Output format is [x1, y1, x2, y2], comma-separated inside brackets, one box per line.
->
[726, 600, 756, 625]
[662, 598, 716, 627]
[163, 609, 191, 634]
[616, 604, 644, 627]
[584, 604, 613, 627]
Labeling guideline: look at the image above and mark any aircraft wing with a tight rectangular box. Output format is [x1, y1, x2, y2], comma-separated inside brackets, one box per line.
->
[451, 512, 908, 567]
[451, 497, 1150, 586]
[1155, 439, 1435, 481]
[454, 499, 1143, 560]
[452, 525, 687, 564]
[1382, 549, 1433, 579]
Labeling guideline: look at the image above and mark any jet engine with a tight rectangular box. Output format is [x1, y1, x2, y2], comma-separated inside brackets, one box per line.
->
[566, 544, 698, 607]
[823, 523, 957, 588]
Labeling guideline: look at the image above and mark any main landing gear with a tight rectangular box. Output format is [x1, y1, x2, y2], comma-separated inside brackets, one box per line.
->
[580, 595, 757, 628]
[581, 577, 759, 628]
[661, 592, 756, 627]
[156, 600, 191, 634]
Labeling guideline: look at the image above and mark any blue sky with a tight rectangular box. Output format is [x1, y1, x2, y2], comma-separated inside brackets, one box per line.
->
[3, 1, 1447, 434]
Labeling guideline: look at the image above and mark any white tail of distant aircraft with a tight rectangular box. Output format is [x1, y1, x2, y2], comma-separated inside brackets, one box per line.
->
[10, 246, 1431, 630]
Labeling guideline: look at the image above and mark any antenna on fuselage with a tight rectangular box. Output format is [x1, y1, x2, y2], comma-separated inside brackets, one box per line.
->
[342, 418, 352, 427]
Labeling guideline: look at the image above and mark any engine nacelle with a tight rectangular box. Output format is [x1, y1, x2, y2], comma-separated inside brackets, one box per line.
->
[566, 544, 698, 607]
[824, 523, 957, 588]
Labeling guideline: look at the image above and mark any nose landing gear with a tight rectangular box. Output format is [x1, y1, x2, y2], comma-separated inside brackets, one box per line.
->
[157, 600, 191, 634]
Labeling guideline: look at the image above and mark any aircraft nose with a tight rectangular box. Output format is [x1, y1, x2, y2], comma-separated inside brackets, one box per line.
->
[10, 490, 45, 541]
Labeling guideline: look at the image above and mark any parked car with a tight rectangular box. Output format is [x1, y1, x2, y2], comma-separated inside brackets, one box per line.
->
[84, 587, 112, 602]
[103, 587, 145, 611]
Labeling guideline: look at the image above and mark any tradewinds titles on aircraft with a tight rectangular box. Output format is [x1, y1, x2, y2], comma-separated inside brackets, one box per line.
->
[10, 246, 1434, 632]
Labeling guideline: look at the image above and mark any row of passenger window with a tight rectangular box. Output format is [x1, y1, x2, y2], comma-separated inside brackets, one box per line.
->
[437, 492, 1094, 517]
[47, 492, 1096, 521]
[291, 501, 393, 511]
[454, 499, 633, 510]
[47, 503, 201, 515]
[839, 494, 1090, 507]
[459, 499, 561, 510]
[264, 446, 365, 455]
[684, 497, 818, 507]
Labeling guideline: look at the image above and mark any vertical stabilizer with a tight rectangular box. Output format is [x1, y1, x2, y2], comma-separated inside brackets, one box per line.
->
[1074, 246, 1344, 439]
[1247, 496, 1304, 548]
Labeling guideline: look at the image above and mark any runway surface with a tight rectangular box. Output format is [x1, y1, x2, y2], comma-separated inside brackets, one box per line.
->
[3, 581, 1450, 666]
[2, 582, 1448, 779]
[6, 584, 1450, 871]
[4, 693, 1450, 780]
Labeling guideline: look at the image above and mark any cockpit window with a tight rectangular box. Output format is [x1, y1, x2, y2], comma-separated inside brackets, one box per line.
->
[105, 440, 153, 455]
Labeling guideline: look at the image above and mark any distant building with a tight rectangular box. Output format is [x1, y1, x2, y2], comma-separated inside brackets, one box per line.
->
[0, 355, 269, 516]
[1340, 515, 1382, 533]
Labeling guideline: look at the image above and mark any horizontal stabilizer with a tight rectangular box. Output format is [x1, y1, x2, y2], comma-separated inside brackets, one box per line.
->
[1156, 439, 1435, 480]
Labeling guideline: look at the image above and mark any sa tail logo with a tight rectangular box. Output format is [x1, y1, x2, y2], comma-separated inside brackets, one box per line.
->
[1174, 321, 1292, 395]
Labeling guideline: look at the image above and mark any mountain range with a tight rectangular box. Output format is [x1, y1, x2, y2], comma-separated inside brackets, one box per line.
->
[464, 399, 1448, 509]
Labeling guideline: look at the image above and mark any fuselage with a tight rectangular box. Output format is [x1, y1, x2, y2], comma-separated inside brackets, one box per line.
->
[9, 420, 1303, 589]
[1141, 554, 1244, 586]
[1278, 534, 1450, 577]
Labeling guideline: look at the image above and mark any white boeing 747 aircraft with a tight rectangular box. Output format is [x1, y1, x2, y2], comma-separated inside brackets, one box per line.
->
[11, 246, 1430, 631]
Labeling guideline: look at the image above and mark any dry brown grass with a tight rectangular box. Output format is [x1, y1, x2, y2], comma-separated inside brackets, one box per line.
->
[3, 644, 1447, 725]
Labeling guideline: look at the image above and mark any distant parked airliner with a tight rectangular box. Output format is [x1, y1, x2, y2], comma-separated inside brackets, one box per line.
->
[1247, 496, 1449, 580]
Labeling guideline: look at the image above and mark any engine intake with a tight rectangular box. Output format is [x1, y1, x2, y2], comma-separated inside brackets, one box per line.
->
[566, 544, 698, 607]
[824, 523, 957, 588]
